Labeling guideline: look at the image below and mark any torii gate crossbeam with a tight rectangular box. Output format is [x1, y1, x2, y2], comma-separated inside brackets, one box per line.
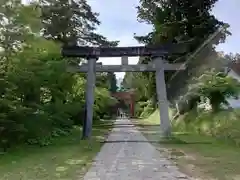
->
[62, 44, 188, 139]
[67, 63, 185, 72]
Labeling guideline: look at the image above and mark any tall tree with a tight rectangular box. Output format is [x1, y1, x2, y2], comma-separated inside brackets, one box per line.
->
[134, 0, 230, 102]
[0, 0, 118, 150]
[108, 73, 117, 93]
[40, 0, 118, 46]
[136, 0, 227, 46]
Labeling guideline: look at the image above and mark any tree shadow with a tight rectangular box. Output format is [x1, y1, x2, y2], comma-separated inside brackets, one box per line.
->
[101, 139, 213, 145]
[93, 123, 159, 128]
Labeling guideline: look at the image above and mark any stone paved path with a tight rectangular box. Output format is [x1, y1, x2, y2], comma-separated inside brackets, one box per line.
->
[83, 119, 194, 180]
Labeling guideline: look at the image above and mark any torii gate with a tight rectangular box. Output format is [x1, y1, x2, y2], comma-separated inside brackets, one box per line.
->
[112, 90, 135, 117]
[62, 44, 187, 139]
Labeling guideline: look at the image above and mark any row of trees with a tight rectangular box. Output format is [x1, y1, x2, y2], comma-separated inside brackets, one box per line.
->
[122, 0, 240, 116]
[0, 0, 118, 150]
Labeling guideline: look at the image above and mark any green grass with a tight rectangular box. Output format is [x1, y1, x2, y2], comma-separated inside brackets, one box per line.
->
[138, 110, 160, 125]
[162, 134, 240, 180]
[0, 121, 113, 180]
[136, 110, 240, 180]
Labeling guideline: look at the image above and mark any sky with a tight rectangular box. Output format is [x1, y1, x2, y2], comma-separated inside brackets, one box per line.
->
[88, 0, 151, 79]
[88, 0, 240, 79]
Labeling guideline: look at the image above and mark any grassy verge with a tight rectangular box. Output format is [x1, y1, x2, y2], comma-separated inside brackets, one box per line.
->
[136, 110, 240, 180]
[0, 120, 113, 180]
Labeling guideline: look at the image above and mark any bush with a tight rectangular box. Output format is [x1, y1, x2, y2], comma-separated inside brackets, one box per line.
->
[140, 104, 155, 118]
[135, 100, 155, 118]
[172, 109, 240, 146]
[0, 41, 117, 151]
[181, 71, 240, 113]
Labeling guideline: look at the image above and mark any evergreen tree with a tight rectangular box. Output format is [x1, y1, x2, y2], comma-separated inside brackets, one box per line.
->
[40, 0, 118, 46]
[134, 0, 230, 102]
[108, 72, 118, 93]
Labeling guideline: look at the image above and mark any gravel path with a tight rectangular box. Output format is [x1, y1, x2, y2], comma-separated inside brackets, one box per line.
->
[83, 119, 194, 180]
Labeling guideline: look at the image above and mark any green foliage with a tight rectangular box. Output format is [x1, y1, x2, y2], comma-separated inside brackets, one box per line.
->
[122, 71, 156, 118]
[133, 100, 155, 118]
[94, 88, 118, 120]
[134, 102, 146, 117]
[129, 0, 230, 103]
[0, 0, 118, 151]
[108, 73, 118, 93]
[122, 72, 154, 102]
[181, 70, 240, 112]
[140, 101, 155, 118]
[40, 0, 118, 46]
[173, 109, 240, 146]
[199, 71, 240, 111]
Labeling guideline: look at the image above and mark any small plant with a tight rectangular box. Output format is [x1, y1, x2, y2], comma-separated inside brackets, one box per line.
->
[181, 70, 240, 113]
[198, 71, 240, 112]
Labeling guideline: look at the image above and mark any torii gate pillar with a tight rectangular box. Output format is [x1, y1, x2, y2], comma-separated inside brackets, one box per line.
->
[82, 57, 97, 139]
[154, 57, 171, 137]
[130, 100, 134, 117]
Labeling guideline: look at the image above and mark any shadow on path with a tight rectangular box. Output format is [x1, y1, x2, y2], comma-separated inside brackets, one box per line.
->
[102, 140, 213, 145]
[93, 123, 160, 128]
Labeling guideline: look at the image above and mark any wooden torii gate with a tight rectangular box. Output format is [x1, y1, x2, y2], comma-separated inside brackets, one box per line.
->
[62, 44, 187, 139]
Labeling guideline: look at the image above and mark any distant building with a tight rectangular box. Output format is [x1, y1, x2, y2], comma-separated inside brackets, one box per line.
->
[198, 52, 240, 109]
[225, 58, 240, 108]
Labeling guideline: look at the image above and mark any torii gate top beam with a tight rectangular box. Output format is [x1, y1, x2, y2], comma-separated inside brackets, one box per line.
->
[61, 43, 189, 58]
